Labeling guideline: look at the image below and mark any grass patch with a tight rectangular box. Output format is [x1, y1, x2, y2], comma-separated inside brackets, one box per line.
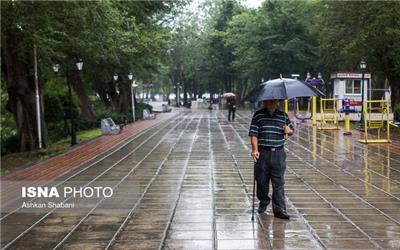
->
[1, 128, 101, 176]
[54, 128, 101, 145]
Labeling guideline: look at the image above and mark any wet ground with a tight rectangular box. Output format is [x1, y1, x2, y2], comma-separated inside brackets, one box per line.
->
[1, 110, 399, 249]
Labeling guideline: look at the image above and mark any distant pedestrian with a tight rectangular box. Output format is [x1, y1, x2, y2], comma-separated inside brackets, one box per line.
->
[249, 99, 293, 219]
[227, 97, 236, 121]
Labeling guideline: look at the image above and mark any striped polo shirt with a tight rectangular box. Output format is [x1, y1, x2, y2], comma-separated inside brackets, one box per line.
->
[248, 109, 294, 148]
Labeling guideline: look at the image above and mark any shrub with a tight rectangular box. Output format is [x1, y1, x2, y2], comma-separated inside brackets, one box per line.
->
[394, 103, 400, 122]
[1, 134, 19, 155]
[44, 92, 64, 123]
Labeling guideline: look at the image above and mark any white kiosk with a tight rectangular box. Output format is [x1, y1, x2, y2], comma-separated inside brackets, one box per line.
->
[329, 72, 392, 121]
[331, 72, 371, 113]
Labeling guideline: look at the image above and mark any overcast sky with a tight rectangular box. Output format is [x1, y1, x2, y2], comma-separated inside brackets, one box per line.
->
[244, 0, 263, 9]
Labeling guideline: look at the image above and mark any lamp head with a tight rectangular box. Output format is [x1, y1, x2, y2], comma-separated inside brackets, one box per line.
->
[75, 58, 83, 71]
[360, 60, 367, 70]
[52, 63, 60, 73]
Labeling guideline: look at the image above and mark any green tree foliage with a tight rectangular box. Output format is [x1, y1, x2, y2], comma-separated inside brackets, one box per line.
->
[314, 0, 400, 105]
[2, 0, 400, 154]
[223, 0, 317, 99]
[161, 0, 399, 106]
[1, 1, 181, 152]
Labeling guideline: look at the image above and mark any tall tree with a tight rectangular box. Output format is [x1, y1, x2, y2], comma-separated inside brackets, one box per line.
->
[1, 1, 179, 151]
[315, 0, 400, 105]
[1, 1, 56, 151]
[207, 0, 241, 93]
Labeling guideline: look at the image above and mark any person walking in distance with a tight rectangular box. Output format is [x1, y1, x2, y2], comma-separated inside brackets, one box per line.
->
[227, 97, 236, 121]
[248, 99, 293, 219]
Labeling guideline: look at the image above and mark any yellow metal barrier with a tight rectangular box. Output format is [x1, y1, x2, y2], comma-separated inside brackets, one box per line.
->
[344, 115, 351, 135]
[312, 96, 317, 126]
[319, 98, 339, 130]
[358, 100, 391, 144]
[389, 121, 399, 128]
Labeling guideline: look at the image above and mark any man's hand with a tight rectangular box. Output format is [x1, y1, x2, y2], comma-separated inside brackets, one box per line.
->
[283, 125, 293, 135]
[251, 150, 260, 162]
[250, 136, 259, 162]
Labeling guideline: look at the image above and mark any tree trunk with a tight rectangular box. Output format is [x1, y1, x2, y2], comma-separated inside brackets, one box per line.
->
[192, 80, 198, 101]
[2, 39, 50, 151]
[180, 65, 188, 106]
[69, 69, 95, 119]
[208, 82, 213, 103]
[109, 91, 119, 113]
[38, 77, 50, 146]
[242, 80, 248, 101]
[175, 87, 179, 106]
[166, 93, 170, 105]
[96, 85, 110, 106]
[118, 81, 131, 113]
[387, 75, 400, 107]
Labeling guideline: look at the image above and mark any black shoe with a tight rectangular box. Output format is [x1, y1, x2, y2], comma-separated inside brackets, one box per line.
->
[258, 203, 267, 213]
[274, 212, 290, 220]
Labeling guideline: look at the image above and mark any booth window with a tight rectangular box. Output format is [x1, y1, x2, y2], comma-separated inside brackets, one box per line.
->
[353, 80, 361, 94]
[345, 80, 353, 93]
[345, 79, 361, 94]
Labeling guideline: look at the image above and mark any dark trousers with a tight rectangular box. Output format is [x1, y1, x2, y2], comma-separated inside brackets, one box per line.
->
[255, 147, 287, 214]
[228, 108, 236, 121]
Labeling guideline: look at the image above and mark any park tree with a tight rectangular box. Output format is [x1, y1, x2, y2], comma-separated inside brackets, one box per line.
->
[1, 1, 56, 151]
[161, 1, 212, 106]
[314, 0, 400, 105]
[222, 0, 317, 100]
[207, 0, 242, 93]
[1, 1, 179, 152]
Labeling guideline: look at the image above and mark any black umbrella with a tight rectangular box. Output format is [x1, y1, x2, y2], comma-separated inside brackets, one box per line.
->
[246, 78, 324, 102]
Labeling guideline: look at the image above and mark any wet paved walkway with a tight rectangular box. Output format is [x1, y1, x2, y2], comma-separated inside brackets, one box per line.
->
[1, 110, 399, 249]
[1, 112, 176, 207]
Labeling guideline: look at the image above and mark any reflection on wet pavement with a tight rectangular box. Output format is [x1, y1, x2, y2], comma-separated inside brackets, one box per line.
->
[233, 111, 400, 250]
[1, 110, 399, 249]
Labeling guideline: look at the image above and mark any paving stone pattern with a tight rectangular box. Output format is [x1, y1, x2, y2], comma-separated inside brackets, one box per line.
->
[1, 110, 399, 249]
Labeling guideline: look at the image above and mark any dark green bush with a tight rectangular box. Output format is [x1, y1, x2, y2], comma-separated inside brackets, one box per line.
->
[1, 96, 156, 155]
[1, 134, 19, 155]
[47, 121, 68, 143]
[44, 92, 64, 123]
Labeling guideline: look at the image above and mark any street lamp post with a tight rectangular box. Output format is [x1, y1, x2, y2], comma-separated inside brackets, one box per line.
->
[359, 60, 367, 129]
[113, 73, 119, 94]
[53, 58, 83, 146]
[149, 83, 153, 101]
[175, 83, 181, 107]
[34, 45, 42, 149]
[128, 72, 138, 123]
[71, 58, 83, 145]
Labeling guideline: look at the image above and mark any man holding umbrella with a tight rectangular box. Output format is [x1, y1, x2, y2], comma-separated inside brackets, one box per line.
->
[227, 96, 236, 121]
[221, 92, 236, 121]
[248, 77, 322, 220]
[249, 100, 293, 219]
